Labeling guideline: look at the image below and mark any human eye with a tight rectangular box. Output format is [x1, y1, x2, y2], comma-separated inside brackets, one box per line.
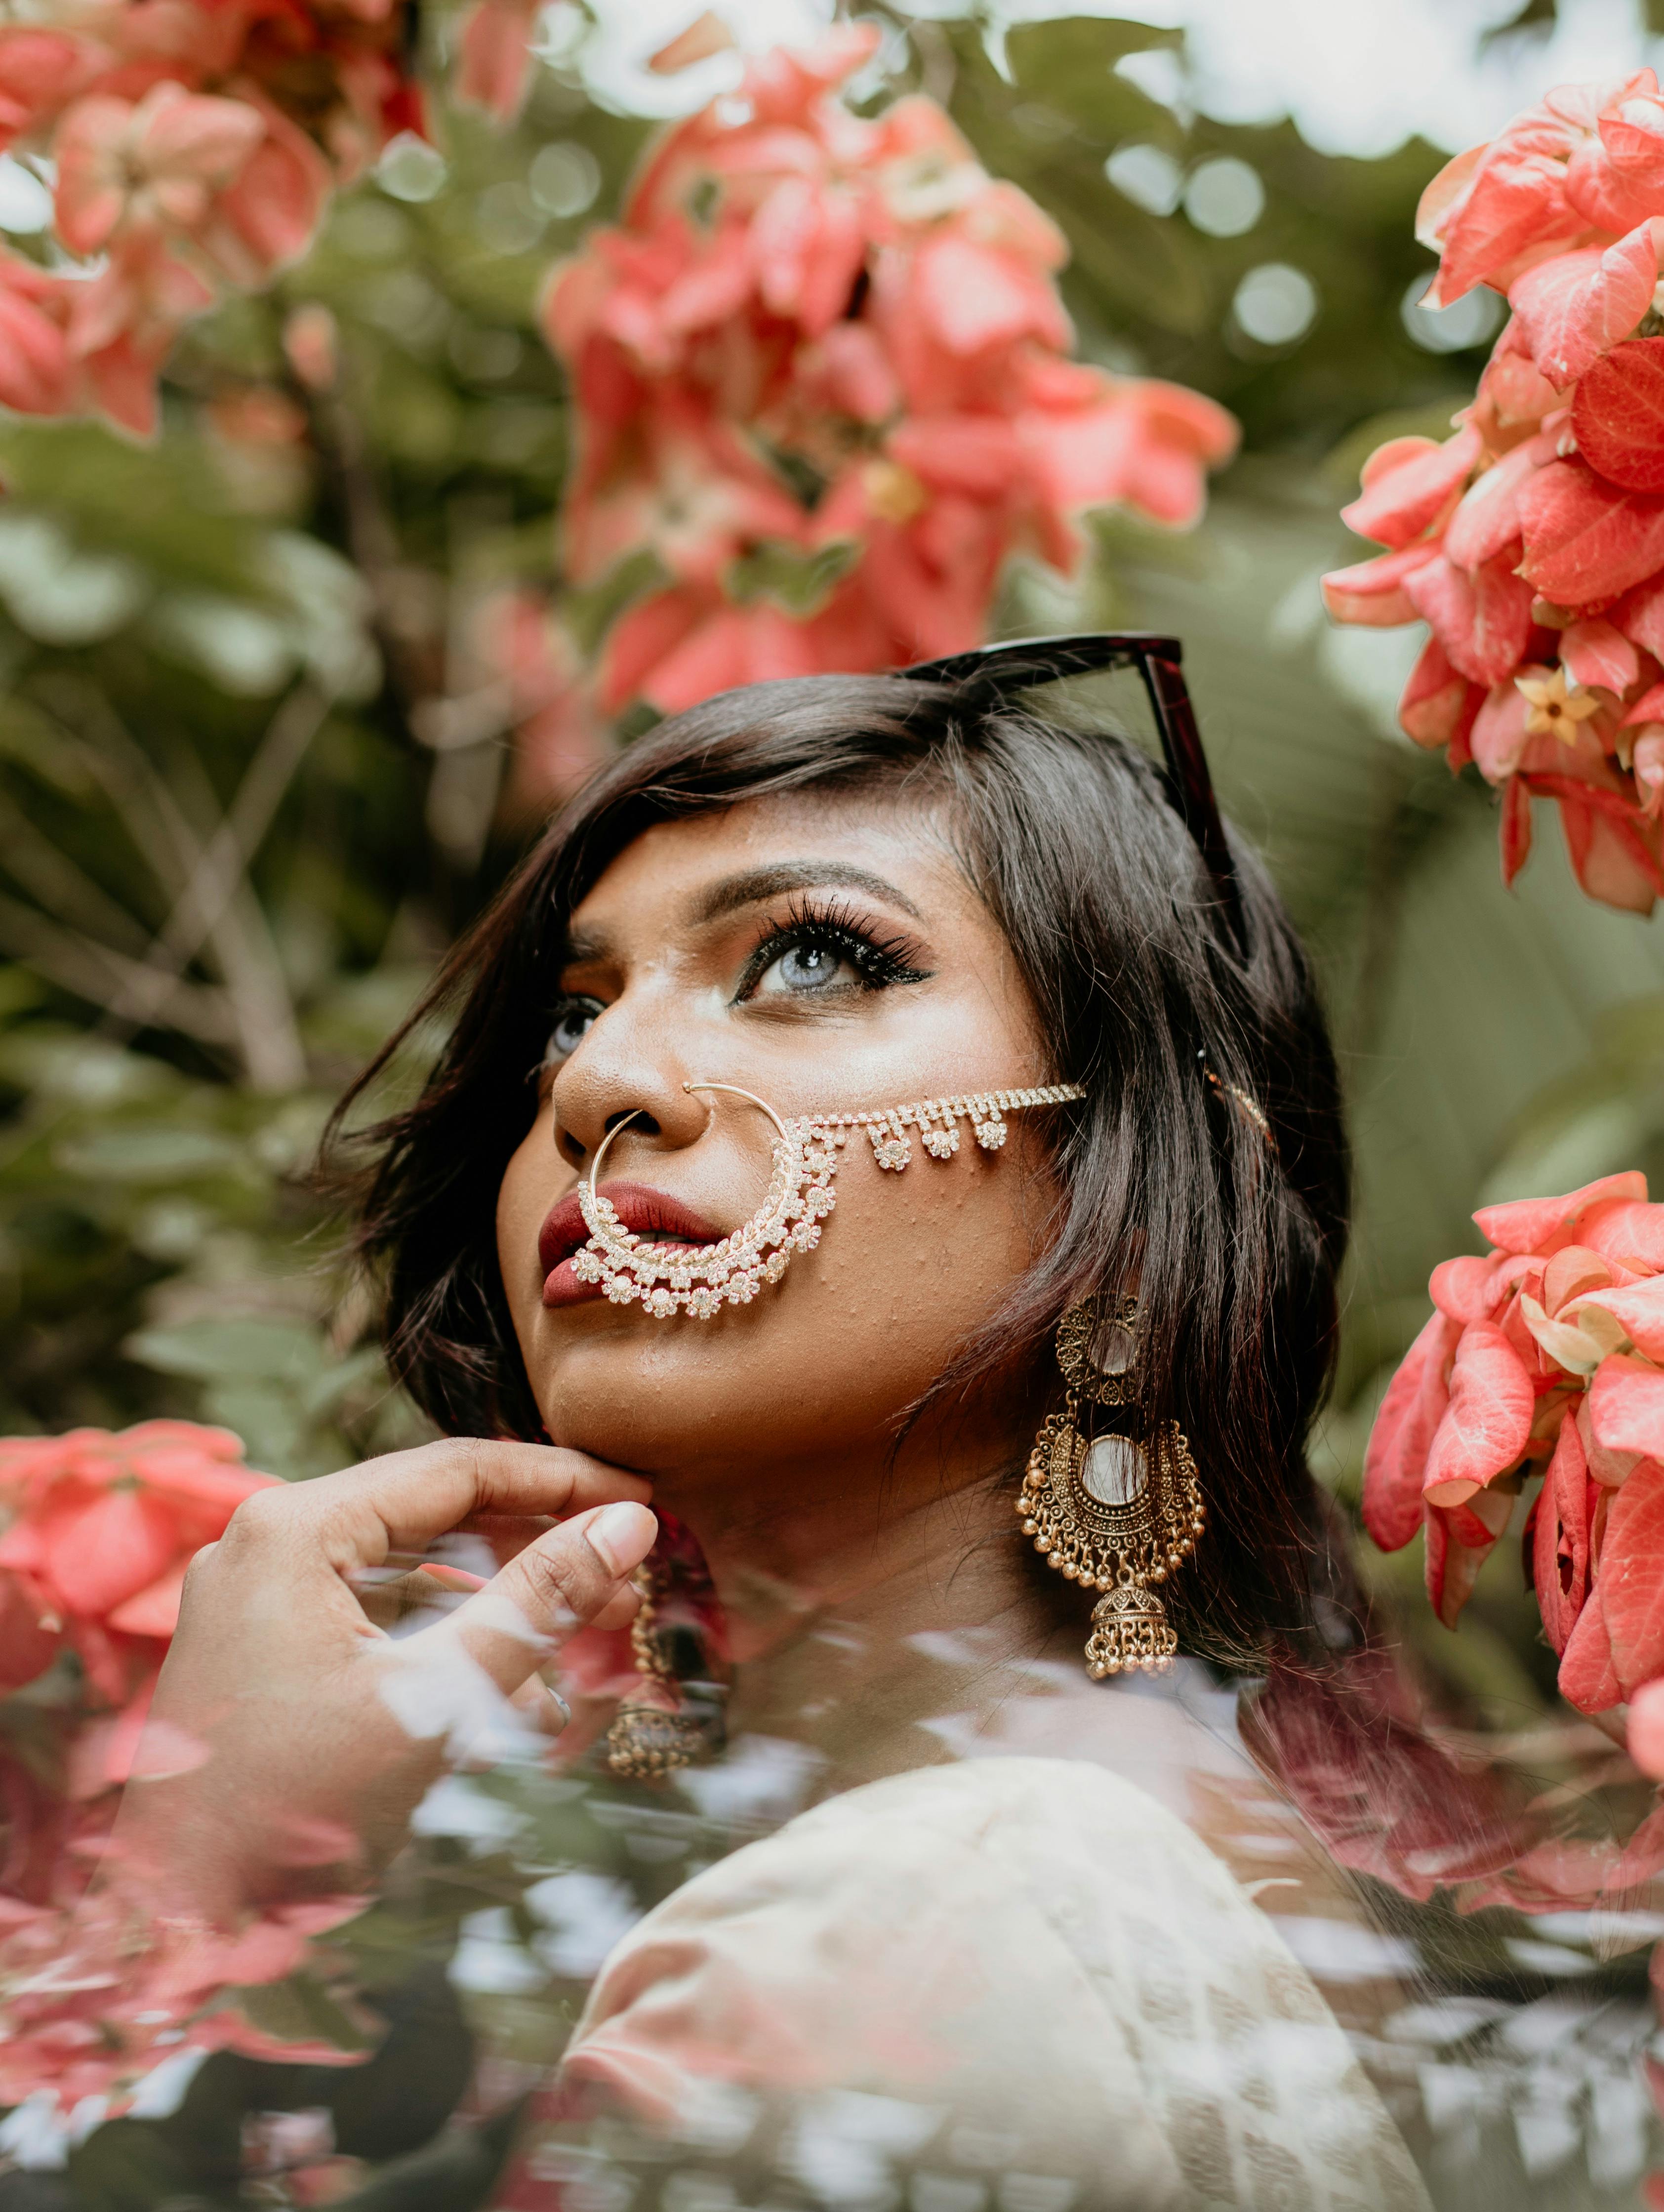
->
[735, 897, 931, 1005]
[541, 994, 605, 1067]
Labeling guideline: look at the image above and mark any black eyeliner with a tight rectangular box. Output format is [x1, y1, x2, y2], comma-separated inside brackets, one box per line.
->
[733, 893, 931, 1002]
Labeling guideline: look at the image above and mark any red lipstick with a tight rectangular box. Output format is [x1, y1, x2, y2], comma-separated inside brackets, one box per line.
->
[539, 1180, 724, 1309]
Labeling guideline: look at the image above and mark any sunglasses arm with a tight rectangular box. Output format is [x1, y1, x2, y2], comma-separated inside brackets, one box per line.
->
[1140, 653, 1247, 956]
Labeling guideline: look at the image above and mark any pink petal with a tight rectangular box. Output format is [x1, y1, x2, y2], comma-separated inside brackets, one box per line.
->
[1509, 224, 1657, 386]
[1581, 1197, 1664, 1272]
[1559, 1583, 1622, 1711]
[1532, 1414, 1592, 1653]
[1430, 1252, 1512, 1323]
[1474, 1171, 1649, 1255]
[1581, 1455, 1664, 1695]
[1589, 1351, 1664, 1459]
[1444, 435, 1551, 571]
[1573, 1278, 1664, 1359]
[1340, 423, 1481, 550]
[1560, 616, 1640, 693]
[454, 0, 538, 121]
[1471, 676, 1535, 784]
[44, 1488, 180, 1619]
[1363, 1309, 1459, 1550]
[1501, 773, 1535, 884]
[913, 233, 1069, 357]
[1424, 145, 1578, 307]
[1627, 1675, 1664, 1777]
[1421, 1320, 1537, 1507]
[1424, 1498, 1497, 1628]
[1397, 634, 1478, 749]
[1403, 551, 1534, 688]
[1613, 573, 1664, 658]
[105, 1561, 188, 1639]
[1519, 457, 1664, 604]
[1320, 541, 1440, 626]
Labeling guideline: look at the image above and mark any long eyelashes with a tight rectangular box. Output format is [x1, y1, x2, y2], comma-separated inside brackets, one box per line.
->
[733, 894, 932, 1001]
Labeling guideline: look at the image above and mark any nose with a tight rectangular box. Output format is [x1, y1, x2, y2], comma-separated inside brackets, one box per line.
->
[550, 1022, 710, 1176]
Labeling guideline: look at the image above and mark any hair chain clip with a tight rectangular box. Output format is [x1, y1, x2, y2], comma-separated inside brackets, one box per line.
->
[572, 1081, 1086, 1319]
[1200, 1054, 1275, 1153]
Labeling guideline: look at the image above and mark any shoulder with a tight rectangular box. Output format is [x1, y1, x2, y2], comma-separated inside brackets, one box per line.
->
[564, 1757, 1429, 2212]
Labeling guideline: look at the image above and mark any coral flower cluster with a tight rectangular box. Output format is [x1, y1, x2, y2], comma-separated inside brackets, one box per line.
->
[0, 1419, 275, 1742]
[1365, 1173, 1664, 1752]
[0, 1424, 357, 2110]
[543, 26, 1239, 715]
[1324, 70, 1664, 915]
[0, 0, 425, 436]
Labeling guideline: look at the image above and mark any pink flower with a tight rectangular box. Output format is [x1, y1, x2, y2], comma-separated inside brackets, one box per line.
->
[0, 29, 100, 147]
[453, 0, 541, 121]
[543, 29, 1236, 719]
[282, 299, 339, 392]
[473, 590, 609, 808]
[54, 81, 263, 257]
[1324, 69, 1664, 916]
[1363, 1171, 1664, 1717]
[0, 1421, 277, 1705]
[0, 248, 72, 417]
[0, 1, 428, 436]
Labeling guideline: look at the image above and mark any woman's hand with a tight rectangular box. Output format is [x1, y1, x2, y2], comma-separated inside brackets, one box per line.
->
[110, 1439, 655, 1923]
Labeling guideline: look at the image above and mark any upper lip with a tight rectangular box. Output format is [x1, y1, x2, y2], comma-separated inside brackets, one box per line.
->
[538, 1180, 724, 1278]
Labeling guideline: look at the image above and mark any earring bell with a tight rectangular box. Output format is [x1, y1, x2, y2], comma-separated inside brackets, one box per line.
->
[606, 1545, 729, 1781]
[1018, 1294, 1205, 1679]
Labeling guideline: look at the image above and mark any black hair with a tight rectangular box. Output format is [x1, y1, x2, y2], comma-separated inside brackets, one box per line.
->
[327, 672, 1351, 1663]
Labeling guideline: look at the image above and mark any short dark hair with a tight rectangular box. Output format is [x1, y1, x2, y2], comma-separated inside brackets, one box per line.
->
[328, 672, 1351, 1662]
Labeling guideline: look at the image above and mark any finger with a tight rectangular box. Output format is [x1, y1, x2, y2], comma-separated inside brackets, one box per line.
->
[405, 1501, 657, 1698]
[215, 1439, 652, 1583]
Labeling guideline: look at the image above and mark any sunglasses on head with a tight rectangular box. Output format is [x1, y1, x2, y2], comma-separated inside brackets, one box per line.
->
[897, 633, 1243, 954]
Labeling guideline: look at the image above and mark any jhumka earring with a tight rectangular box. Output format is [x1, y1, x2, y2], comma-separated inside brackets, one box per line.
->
[1018, 1294, 1205, 1679]
[573, 1080, 1087, 1316]
[606, 1532, 730, 1782]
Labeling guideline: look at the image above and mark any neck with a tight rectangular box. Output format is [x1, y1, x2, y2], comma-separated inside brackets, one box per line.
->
[654, 1421, 1068, 1787]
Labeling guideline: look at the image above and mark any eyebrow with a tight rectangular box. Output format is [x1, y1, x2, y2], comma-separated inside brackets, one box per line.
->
[689, 862, 925, 927]
[557, 922, 617, 975]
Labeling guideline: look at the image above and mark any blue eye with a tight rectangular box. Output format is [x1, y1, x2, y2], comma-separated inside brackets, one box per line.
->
[544, 997, 603, 1064]
[759, 940, 848, 995]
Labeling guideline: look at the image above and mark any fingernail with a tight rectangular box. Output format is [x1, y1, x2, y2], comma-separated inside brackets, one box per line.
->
[586, 1502, 655, 1578]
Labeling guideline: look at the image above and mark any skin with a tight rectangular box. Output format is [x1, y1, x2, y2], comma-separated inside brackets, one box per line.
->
[119, 790, 1368, 1945]
[116, 1446, 657, 1919]
[498, 796, 1058, 1576]
[497, 791, 1085, 1768]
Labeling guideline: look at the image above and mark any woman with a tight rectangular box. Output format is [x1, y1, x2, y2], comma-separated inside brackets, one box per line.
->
[118, 641, 1435, 2209]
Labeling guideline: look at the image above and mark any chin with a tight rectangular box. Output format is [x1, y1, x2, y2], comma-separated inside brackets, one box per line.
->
[526, 1322, 895, 1482]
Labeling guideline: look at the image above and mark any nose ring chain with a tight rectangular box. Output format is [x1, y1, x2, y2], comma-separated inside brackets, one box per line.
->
[572, 1080, 1086, 1319]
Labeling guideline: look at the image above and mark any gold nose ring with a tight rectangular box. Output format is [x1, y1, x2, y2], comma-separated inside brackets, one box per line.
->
[571, 1078, 1085, 1320]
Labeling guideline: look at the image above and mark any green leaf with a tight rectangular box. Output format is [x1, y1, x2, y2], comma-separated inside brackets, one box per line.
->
[54, 1126, 244, 1182]
[218, 1967, 382, 2056]
[123, 1315, 320, 1381]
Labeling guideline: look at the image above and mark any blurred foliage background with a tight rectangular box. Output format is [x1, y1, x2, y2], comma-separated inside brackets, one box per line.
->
[2, 0, 1660, 1725]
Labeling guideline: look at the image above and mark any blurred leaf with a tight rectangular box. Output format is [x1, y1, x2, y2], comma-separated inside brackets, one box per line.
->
[221, 1969, 382, 2055]
[124, 1316, 323, 1381]
[54, 1126, 244, 1182]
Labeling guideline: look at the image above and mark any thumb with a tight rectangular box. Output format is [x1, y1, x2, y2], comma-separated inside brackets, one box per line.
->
[430, 1500, 656, 1696]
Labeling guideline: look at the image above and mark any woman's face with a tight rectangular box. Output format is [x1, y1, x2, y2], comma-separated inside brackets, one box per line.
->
[496, 790, 1059, 1506]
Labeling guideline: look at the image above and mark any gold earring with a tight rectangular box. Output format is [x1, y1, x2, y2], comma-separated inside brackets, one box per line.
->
[606, 1557, 729, 1781]
[1017, 1294, 1205, 1679]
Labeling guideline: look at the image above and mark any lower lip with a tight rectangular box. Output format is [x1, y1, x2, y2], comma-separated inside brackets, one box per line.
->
[542, 1239, 711, 1310]
[542, 1259, 598, 1310]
